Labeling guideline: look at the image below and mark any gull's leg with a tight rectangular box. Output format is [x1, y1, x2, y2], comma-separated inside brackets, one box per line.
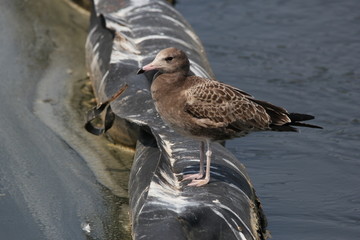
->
[188, 139, 211, 187]
[182, 141, 205, 181]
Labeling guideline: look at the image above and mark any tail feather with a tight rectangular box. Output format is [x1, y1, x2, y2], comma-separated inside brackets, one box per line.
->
[271, 112, 323, 131]
[288, 121, 323, 129]
[270, 124, 298, 132]
[249, 98, 323, 131]
[288, 113, 314, 122]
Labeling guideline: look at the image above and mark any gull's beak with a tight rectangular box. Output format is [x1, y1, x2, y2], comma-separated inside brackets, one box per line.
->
[136, 62, 158, 75]
[137, 68, 145, 74]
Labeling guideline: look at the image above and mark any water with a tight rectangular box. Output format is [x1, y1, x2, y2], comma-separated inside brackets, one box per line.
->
[177, 0, 360, 239]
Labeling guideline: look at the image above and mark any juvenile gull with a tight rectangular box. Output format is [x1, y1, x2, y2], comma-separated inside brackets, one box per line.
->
[137, 47, 322, 187]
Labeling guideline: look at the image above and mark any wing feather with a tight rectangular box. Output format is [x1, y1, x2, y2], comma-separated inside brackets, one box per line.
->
[184, 79, 271, 129]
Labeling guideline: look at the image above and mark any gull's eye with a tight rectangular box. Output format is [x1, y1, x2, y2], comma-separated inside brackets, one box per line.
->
[165, 56, 173, 62]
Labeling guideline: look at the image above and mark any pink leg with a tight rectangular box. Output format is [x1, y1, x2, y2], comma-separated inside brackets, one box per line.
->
[182, 141, 205, 181]
[188, 140, 211, 187]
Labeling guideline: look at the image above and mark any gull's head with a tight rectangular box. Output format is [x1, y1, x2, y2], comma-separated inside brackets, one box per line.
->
[137, 47, 190, 74]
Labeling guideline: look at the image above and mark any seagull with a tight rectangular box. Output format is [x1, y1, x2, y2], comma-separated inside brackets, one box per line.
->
[137, 47, 322, 187]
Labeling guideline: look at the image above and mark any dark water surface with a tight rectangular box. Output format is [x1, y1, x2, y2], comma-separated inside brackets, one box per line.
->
[177, 0, 360, 239]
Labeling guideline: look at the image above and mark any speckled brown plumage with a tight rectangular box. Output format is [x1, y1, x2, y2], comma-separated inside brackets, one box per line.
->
[138, 47, 321, 186]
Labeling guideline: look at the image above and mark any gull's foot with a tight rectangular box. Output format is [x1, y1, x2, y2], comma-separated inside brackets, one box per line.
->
[187, 178, 209, 187]
[182, 173, 204, 181]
